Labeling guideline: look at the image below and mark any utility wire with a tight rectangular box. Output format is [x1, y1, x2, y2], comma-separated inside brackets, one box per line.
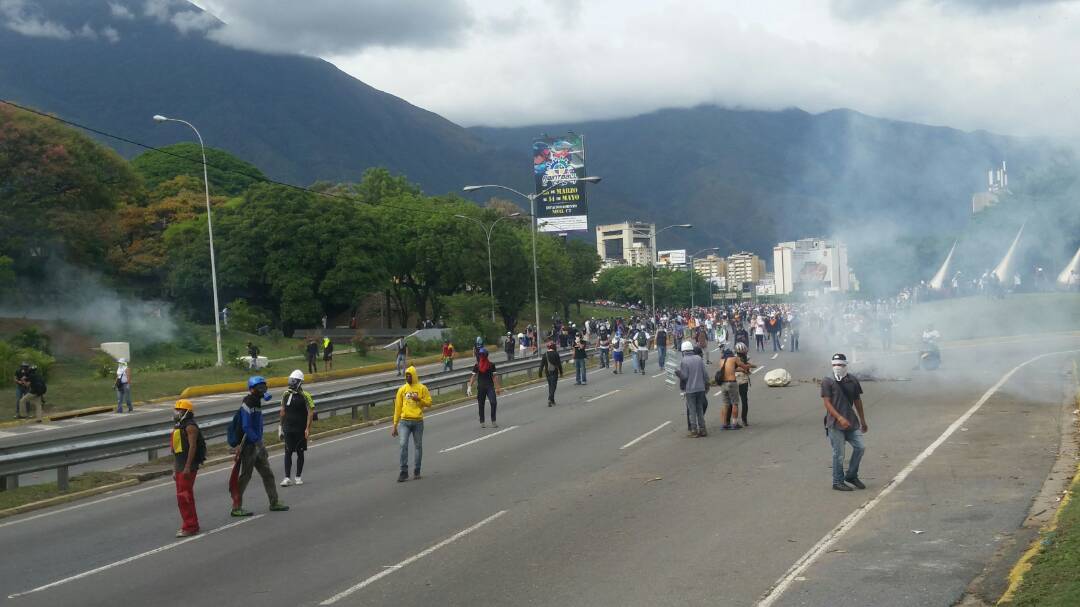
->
[0, 98, 522, 220]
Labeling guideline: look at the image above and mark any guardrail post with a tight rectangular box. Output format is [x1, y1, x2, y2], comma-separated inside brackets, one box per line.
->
[363, 404, 371, 421]
[148, 449, 158, 462]
[57, 466, 69, 492]
[351, 405, 358, 420]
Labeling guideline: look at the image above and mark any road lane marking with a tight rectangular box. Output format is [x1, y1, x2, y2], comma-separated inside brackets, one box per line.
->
[752, 366, 765, 374]
[440, 426, 519, 453]
[770, 353, 779, 360]
[586, 389, 620, 403]
[320, 510, 508, 605]
[651, 372, 666, 378]
[756, 347, 1080, 607]
[8, 515, 264, 598]
[620, 421, 672, 450]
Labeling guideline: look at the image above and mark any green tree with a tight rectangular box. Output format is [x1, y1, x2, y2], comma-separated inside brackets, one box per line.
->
[131, 143, 266, 197]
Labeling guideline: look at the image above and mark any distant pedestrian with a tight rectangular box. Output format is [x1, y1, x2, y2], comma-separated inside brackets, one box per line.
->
[322, 336, 334, 371]
[598, 333, 611, 368]
[221, 307, 230, 328]
[504, 332, 516, 362]
[392, 366, 432, 482]
[247, 341, 260, 370]
[754, 316, 766, 352]
[675, 340, 709, 437]
[655, 325, 668, 369]
[734, 342, 757, 425]
[787, 314, 800, 352]
[469, 349, 503, 428]
[821, 353, 868, 492]
[171, 399, 206, 537]
[611, 334, 626, 374]
[717, 348, 751, 429]
[14, 361, 31, 419]
[395, 338, 409, 375]
[18, 365, 46, 420]
[573, 335, 588, 385]
[539, 341, 563, 406]
[441, 339, 455, 372]
[229, 376, 289, 516]
[278, 370, 314, 487]
[632, 326, 650, 374]
[115, 358, 133, 413]
[305, 338, 318, 373]
[321, 314, 328, 330]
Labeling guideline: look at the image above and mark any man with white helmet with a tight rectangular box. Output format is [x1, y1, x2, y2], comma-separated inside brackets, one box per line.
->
[278, 370, 315, 487]
[115, 358, 132, 413]
[675, 340, 709, 437]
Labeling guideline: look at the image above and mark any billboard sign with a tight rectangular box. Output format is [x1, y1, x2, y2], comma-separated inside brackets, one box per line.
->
[657, 249, 686, 265]
[793, 246, 835, 290]
[533, 134, 588, 232]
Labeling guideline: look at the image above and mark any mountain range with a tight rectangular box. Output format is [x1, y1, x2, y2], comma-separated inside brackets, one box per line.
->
[0, 0, 1058, 269]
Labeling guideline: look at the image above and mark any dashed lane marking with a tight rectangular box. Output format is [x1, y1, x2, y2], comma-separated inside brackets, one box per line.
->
[586, 389, 620, 403]
[620, 421, 672, 450]
[440, 426, 519, 453]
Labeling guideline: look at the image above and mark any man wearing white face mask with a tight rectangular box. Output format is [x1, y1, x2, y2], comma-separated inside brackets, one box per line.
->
[820, 353, 868, 491]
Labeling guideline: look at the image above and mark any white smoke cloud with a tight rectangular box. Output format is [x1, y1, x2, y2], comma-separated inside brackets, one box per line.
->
[109, 2, 134, 20]
[0, 0, 73, 39]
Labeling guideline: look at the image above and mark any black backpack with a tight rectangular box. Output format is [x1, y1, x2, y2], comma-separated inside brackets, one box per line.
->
[192, 423, 207, 466]
[29, 372, 47, 395]
[226, 408, 244, 448]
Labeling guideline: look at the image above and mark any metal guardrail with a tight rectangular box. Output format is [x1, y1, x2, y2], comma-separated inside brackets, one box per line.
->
[0, 354, 560, 492]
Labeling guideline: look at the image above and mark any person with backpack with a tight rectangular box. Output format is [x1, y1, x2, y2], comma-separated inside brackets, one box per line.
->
[171, 399, 206, 537]
[631, 326, 650, 375]
[469, 349, 503, 428]
[18, 365, 47, 421]
[228, 376, 289, 516]
[14, 361, 31, 419]
[115, 358, 133, 413]
[278, 370, 315, 487]
[655, 325, 668, 370]
[539, 341, 563, 406]
[322, 337, 334, 371]
[611, 333, 625, 374]
[392, 366, 432, 482]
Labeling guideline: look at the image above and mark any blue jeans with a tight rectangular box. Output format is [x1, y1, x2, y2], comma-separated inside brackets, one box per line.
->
[599, 349, 609, 368]
[396, 353, 406, 375]
[772, 334, 781, 351]
[116, 384, 132, 412]
[790, 332, 799, 352]
[658, 347, 667, 369]
[398, 420, 423, 473]
[575, 358, 587, 383]
[685, 391, 707, 434]
[828, 427, 865, 485]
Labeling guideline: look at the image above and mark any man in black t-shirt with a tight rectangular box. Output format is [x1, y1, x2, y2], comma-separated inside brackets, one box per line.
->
[14, 362, 31, 418]
[821, 353, 868, 492]
[539, 342, 563, 406]
[468, 349, 503, 428]
[278, 370, 315, 486]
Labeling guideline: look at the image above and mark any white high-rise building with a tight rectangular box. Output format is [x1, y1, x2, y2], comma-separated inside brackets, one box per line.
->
[773, 238, 851, 295]
[596, 221, 656, 268]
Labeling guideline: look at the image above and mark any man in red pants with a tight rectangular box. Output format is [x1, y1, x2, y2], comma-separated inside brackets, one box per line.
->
[171, 399, 206, 537]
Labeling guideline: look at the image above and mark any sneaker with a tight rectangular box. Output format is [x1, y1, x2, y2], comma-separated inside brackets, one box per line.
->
[697, 430, 708, 437]
[269, 502, 290, 512]
[280, 478, 292, 487]
[397, 471, 409, 483]
[686, 431, 699, 438]
[176, 529, 199, 538]
[413, 470, 421, 480]
[481, 422, 486, 428]
[846, 478, 866, 490]
[294, 477, 303, 486]
[832, 483, 854, 492]
[491, 421, 499, 428]
[548, 402, 554, 407]
[721, 424, 733, 430]
[730, 424, 743, 430]
[230, 508, 253, 517]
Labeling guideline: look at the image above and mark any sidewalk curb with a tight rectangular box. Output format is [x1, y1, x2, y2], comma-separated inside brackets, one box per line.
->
[996, 360, 1080, 605]
[0, 479, 140, 520]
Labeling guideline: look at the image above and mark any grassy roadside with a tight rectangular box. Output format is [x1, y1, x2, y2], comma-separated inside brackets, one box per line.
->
[1000, 360, 1080, 606]
[0, 361, 557, 514]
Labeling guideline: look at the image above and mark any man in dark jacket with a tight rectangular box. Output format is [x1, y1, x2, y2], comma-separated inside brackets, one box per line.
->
[539, 342, 564, 406]
[230, 376, 289, 516]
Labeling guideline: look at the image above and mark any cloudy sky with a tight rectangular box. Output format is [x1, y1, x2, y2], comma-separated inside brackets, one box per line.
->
[122, 1, 1080, 138]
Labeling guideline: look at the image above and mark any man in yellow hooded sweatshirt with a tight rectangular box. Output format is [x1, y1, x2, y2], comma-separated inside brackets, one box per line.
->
[391, 366, 432, 482]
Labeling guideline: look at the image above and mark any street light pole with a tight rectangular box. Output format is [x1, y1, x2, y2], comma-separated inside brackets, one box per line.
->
[454, 213, 522, 324]
[688, 247, 719, 310]
[153, 114, 224, 367]
[463, 177, 601, 353]
[635, 223, 692, 314]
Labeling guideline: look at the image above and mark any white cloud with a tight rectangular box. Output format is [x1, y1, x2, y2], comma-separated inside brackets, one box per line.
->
[143, 0, 175, 22]
[195, 0, 473, 56]
[109, 2, 134, 20]
[0, 0, 72, 39]
[310, 0, 1080, 140]
[171, 9, 216, 34]
[102, 25, 120, 43]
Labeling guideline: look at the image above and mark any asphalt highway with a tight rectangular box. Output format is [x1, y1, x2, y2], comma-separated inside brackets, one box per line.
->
[2, 332, 1077, 606]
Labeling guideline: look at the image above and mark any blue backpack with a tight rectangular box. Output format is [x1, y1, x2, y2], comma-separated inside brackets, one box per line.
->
[226, 408, 244, 448]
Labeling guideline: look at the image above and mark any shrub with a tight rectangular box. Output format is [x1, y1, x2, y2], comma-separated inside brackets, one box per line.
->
[449, 324, 480, 353]
[181, 358, 215, 370]
[405, 337, 442, 356]
[9, 327, 51, 354]
[351, 331, 375, 356]
[227, 298, 272, 334]
[0, 340, 56, 381]
[442, 293, 489, 329]
[479, 320, 502, 346]
[90, 353, 117, 379]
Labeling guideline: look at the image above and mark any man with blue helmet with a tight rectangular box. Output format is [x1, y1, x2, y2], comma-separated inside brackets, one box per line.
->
[229, 375, 289, 516]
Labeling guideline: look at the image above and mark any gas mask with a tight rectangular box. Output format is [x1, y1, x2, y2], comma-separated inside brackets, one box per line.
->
[832, 364, 848, 381]
[173, 410, 189, 423]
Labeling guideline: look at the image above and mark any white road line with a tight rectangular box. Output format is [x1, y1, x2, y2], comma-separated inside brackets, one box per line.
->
[620, 421, 672, 450]
[439, 426, 519, 453]
[651, 372, 666, 378]
[320, 510, 508, 605]
[756, 347, 1080, 607]
[586, 389, 620, 403]
[752, 366, 765, 374]
[770, 353, 779, 360]
[8, 515, 263, 598]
